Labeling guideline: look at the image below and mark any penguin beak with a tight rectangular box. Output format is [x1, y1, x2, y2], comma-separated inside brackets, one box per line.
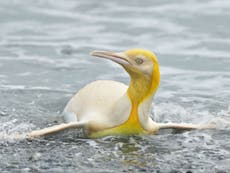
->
[90, 51, 130, 66]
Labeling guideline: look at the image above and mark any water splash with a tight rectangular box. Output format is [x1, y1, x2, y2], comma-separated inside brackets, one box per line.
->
[0, 119, 34, 143]
[153, 102, 230, 129]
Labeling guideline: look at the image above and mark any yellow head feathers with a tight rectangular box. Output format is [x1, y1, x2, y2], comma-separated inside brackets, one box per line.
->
[91, 49, 160, 102]
[123, 49, 160, 102]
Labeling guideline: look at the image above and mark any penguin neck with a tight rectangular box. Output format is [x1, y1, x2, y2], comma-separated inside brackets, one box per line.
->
[127, 74, 153, 105]
[126, 64, 160, 106]
[121, 73, 154, 130]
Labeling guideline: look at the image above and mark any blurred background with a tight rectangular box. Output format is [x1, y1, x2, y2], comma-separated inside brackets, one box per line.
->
[0, 0, 230, 172]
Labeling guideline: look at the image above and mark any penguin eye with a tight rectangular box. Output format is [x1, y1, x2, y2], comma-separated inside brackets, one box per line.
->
[135, 58, 144, 65]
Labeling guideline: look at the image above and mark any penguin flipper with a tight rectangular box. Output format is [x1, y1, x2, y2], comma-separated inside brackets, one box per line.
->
[157, 122, 215, 131]
[27, 121, 87, 138]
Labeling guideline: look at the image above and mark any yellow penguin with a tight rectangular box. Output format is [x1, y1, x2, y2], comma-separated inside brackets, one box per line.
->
[28, 49, 214, 138]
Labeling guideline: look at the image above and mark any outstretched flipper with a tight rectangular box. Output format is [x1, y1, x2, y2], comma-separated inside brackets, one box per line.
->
[27, 121, 87, 138]
[157, 122, 216, 131]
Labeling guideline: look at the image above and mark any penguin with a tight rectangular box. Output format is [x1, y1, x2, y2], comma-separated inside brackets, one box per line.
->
[28, 49, 214, 138]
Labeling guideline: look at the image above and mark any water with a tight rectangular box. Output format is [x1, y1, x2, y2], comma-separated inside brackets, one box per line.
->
[0, 0, 230, 172]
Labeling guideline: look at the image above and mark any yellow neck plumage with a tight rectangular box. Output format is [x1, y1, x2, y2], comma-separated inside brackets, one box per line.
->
[126, 62, 160, 128]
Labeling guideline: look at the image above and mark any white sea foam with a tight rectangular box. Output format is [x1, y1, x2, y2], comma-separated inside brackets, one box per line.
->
[153, 102, 230, 129]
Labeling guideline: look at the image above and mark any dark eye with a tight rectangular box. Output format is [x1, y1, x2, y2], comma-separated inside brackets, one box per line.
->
[135, 58, 144, 65]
